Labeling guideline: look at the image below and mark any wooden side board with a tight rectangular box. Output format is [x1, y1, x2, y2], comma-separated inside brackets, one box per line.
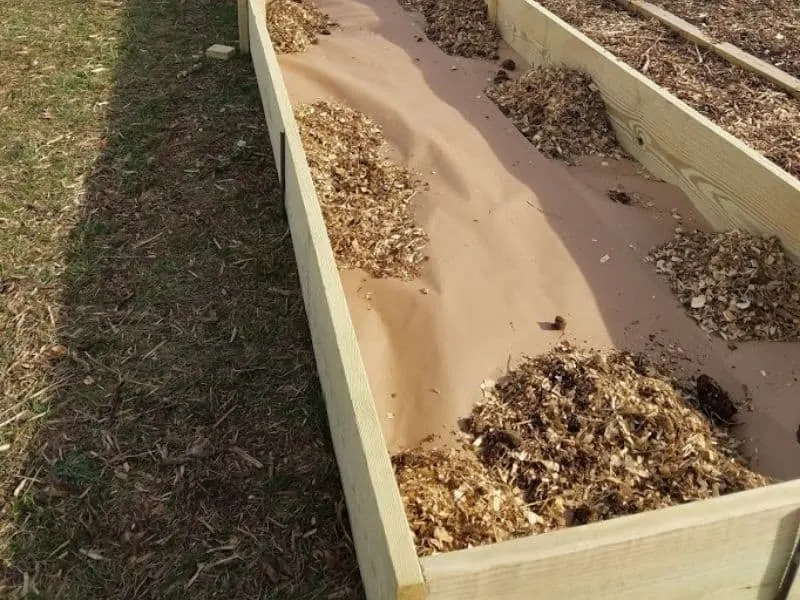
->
[237, 0, 250, 54]
[614, 0, 800, 98]
[422, 480, 800, 600]
[246, 2, 425, 599]
[488, 0, 800, 260]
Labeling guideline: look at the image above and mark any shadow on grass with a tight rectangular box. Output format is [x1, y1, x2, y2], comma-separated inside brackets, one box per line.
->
[5, 0, 360, 597]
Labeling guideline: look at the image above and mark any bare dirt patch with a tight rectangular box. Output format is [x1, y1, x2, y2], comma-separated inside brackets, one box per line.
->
[296, 100, 428, 280]
[394, 342, 768, 555]
[486, 66, 623, 163]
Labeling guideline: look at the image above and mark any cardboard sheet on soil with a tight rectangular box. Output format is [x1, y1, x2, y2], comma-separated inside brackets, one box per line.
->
[274, 0, 800, 480]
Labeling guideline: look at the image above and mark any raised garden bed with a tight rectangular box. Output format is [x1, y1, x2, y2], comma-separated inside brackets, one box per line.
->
[652, 0, 799, 79]
[239, 0, 800, 597]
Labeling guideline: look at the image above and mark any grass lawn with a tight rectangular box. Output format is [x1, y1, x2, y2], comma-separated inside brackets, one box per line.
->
[0, 0, 361, 597]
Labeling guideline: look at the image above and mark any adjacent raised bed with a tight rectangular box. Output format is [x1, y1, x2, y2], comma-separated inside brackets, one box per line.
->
[650, 0, 800, 79]
[610, 0, 800, 97]
[239, 0, 800, 598]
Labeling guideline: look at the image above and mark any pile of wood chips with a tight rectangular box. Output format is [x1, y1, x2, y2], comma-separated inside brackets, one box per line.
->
[648, 229, 800, 342]
[394, 342, 769, 555]
[266, 0, 334, 54]
[486, 66, 623, 163]
[393, 447, 536, 556]
[295, 100, 428, 279]
[399, 0, 499, 58]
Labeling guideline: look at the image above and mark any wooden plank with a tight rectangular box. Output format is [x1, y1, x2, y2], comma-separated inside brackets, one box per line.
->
[246, 2, 424, 599]
[237, 0, 250, 54]
[422, 480, 800, 600]
[614, 0, 800, 98]
[488, 0, 800, 260]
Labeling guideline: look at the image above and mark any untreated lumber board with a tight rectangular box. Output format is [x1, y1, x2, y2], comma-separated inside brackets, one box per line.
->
[614, 0, 800, 98]
[246, 2, 424, 599]
[237, 0, 250, 54]
[421, 480, 800, 599]
[488, 0, 800, 261]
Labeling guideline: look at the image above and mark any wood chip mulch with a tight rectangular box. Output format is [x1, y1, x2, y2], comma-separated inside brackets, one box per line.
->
[647, 228, 800, 342]
[266, 0, 335, 54]
[486, 66, 623, 163]
[295, 100, 428, 279]
[394, 342, 769, 556]
[534, 0, 800, 179]
[654, 0, 800, 79]
[398, 0, 499, 59]
[393, 447, 536, 555]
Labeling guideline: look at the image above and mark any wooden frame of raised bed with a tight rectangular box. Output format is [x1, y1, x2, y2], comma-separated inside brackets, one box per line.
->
[610, 0, 800, 98]
[238, 0, 800, 597]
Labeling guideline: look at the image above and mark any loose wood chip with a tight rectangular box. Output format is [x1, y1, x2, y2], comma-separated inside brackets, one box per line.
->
[295, 101, 428, 279]
[393, 446, 536, 556]
[398, 0, 499, 59]
[395, 342, 769, 556]
[486, 66, 623, 163]
[266, 0, 335, 54]
[648, 229, 800, 341]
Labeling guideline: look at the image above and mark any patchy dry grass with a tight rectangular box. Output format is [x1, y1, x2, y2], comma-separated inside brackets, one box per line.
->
[0, 0, 360, 598]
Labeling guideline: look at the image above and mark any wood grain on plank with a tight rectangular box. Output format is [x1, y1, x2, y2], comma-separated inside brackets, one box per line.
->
[614, 0, 800, 98]
[422, 480, 800, 600]
[490, 0, 800, 260]
[247, 2, 424, 599]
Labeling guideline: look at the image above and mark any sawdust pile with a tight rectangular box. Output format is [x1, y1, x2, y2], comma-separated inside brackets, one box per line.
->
[394, 342, 769, 555]
[399, 0, 499, 58]
[295, 100, 428, 279]
[486, 66, 623, 163]
[393, 447, 536, 555]
[266, 0, 334, 54]
[648, 229, 800, 342]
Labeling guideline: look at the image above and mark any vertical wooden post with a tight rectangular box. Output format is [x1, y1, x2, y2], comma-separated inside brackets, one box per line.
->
[487, 0, 499, 25]
[237, 0, 250, 55]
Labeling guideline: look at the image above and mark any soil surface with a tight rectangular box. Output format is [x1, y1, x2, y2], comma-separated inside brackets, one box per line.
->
[535, 0, 800, 179]
[0, 0, 360, 597]
[654, 0, 800, 78]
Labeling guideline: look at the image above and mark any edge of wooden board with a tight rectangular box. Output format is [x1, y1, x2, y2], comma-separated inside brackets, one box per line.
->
[614, 0, 800, 98]
[421, 479, 800, 600]
[246, 2, 425, 599]
[490, 0, 800, 261]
